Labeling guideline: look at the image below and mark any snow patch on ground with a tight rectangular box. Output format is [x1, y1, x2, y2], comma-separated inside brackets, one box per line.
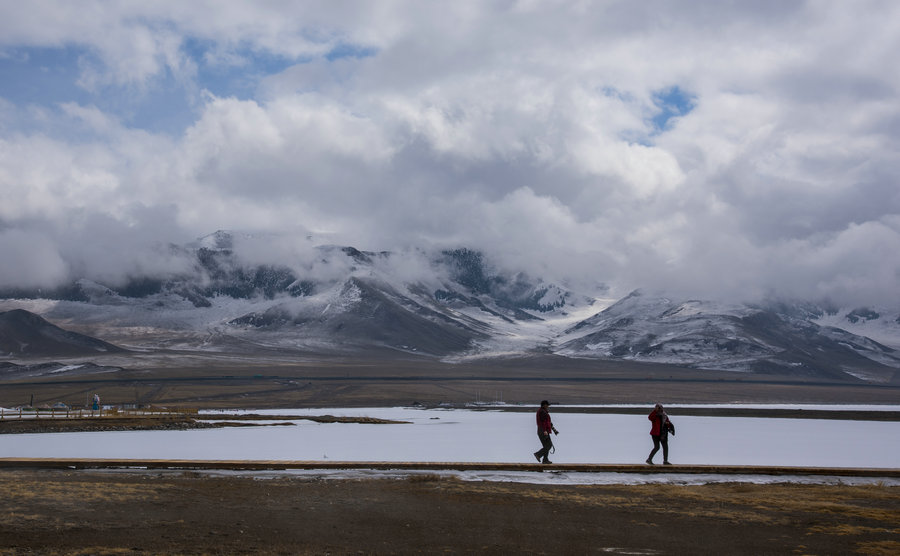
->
[109, 468, 899, 487]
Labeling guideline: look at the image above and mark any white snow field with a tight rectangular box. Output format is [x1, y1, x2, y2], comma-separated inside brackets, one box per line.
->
[2, 406, 898, 484]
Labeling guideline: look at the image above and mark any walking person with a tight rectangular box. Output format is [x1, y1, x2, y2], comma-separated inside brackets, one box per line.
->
[533, 400, 559, 464]
[646, 403, 674, 465]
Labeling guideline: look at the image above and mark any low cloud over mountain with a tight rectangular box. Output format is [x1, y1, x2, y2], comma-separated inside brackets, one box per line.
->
[1, 232, 898, 384]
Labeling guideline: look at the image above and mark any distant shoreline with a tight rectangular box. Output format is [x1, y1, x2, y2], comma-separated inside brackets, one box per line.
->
[1, 405, 897, 435]
[0, 413, 410, 434]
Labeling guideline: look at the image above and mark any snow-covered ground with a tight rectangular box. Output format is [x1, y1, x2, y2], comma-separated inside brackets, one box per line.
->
[2, 406, 897, 484]
[815, 309, 900, 351]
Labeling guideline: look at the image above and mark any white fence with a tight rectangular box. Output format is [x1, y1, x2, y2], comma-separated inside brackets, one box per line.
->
[0, 407, 196, 420]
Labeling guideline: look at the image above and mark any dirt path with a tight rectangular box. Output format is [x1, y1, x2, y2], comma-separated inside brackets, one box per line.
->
[0, 469, 897, 555]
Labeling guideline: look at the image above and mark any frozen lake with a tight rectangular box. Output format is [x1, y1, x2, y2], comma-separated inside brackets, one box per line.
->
[2, 405, 898, 471]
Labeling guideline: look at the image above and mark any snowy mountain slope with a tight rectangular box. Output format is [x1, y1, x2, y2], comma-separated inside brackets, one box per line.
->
[0, 231, 898, 383]
[0, 232, 581, 357]
[554, 291, 900, 382]
[229, 276, 493, 355]
[813, 307, 900, 351]
[555, 292, 766, 367]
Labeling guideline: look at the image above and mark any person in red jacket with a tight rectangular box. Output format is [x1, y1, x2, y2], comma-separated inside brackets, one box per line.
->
[533, 400, 559, 464]
[646, 403, 674, 465]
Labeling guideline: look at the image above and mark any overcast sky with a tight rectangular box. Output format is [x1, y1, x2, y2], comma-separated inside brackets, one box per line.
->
[1, 1, 898, 306]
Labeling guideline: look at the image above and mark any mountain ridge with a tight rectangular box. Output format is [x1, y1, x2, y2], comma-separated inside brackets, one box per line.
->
[0, 309, 126, 357]
[0, 231, 898, 384]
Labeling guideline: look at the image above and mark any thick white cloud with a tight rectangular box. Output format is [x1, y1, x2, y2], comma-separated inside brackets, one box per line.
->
[0, 229, 67, 289]
[0, 1, 898, 305]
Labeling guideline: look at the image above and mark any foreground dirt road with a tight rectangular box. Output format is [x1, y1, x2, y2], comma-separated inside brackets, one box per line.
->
[0, 469, 897, 555]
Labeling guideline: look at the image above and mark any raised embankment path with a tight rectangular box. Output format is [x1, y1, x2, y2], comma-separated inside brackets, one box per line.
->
[0, 458, 897, 477]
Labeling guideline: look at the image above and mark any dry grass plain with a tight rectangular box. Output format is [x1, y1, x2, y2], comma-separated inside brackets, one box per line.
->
[0, 469, 896, 555]
[3, 351, 899, 409]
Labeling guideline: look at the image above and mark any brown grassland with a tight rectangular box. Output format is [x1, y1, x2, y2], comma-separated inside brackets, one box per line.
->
[0, 469, 897, 555]
[3, 352, 900, 409]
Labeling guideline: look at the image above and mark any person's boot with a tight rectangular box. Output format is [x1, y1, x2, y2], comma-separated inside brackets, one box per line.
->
[542, 458, 552, 464]
[645, 458, 654, 465]
[533, 451, 542, 462]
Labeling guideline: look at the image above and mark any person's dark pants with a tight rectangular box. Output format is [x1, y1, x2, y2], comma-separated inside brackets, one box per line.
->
[648, 434, 669, 462]
[535, 433, 553, 462]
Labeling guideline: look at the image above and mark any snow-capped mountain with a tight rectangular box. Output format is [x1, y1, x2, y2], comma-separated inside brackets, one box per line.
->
[0, 232, 583, 356]
[0, 231, 898, 384]
[555, 291, 900, 383]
